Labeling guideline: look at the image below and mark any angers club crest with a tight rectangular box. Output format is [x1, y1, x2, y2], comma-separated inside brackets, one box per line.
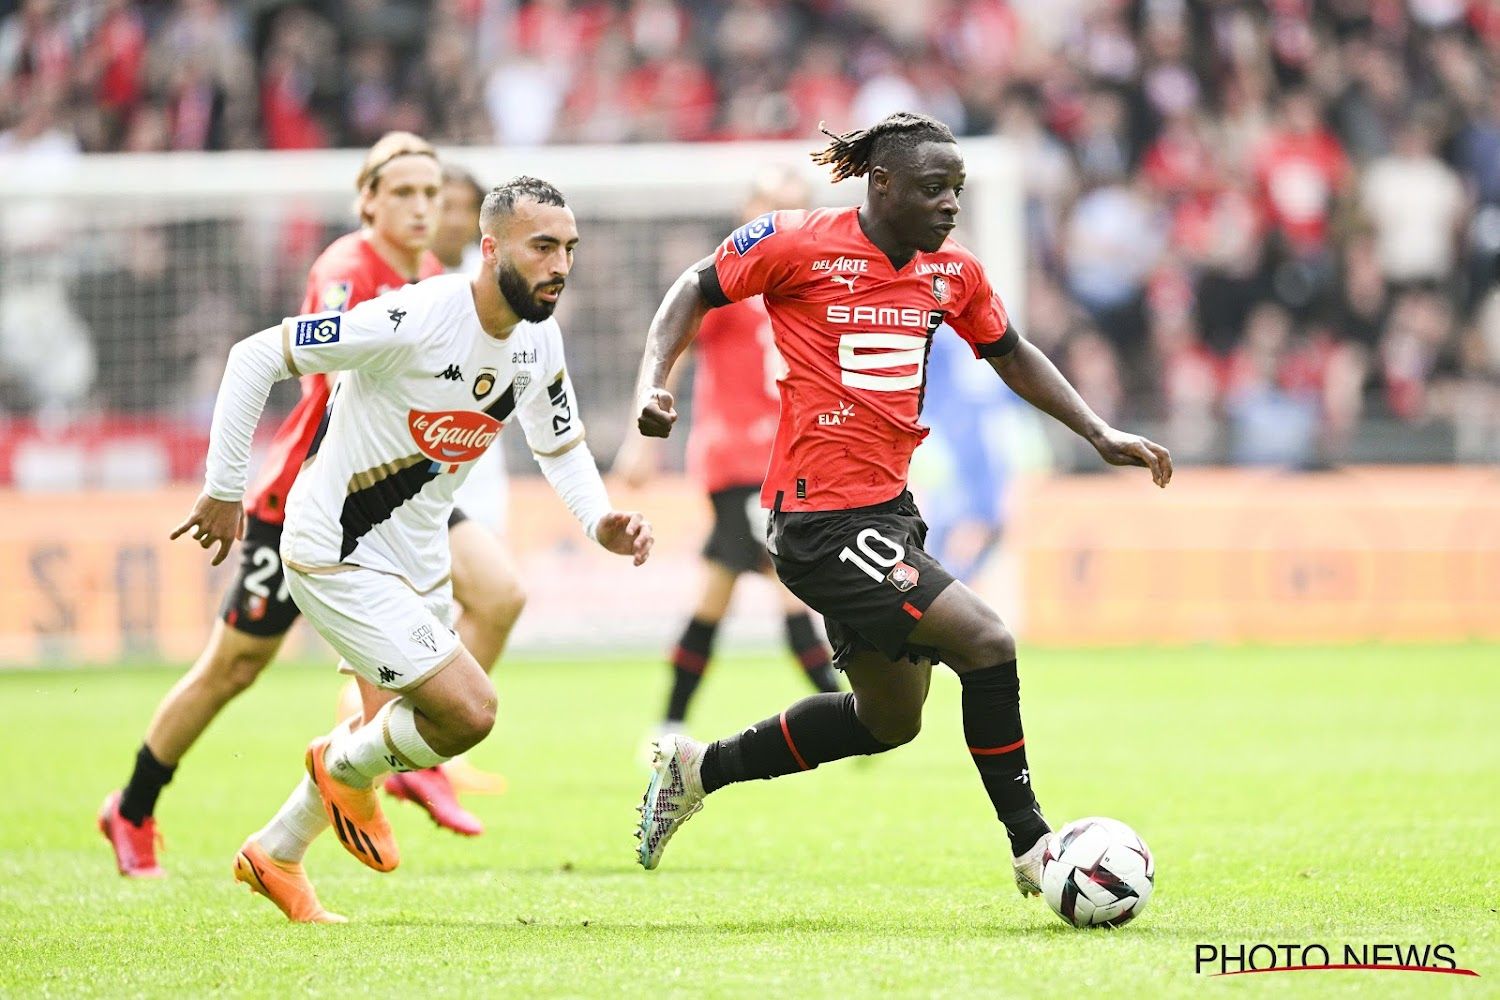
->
[473, 367, 497, 400]
[886, 562, 920, 593]
[931, 275, 950, 305]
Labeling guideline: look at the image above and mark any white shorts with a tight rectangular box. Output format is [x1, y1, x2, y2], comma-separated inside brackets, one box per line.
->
[285, 565, 461, 692]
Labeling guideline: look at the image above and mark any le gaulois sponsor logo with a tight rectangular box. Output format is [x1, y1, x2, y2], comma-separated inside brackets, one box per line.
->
[408, 409, 501, 463]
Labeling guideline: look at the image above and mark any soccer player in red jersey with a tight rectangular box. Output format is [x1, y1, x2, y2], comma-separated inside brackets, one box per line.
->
[99, 133, 523, 876]
[616, 168, 838, 748]
[632, 113, 1172, 896]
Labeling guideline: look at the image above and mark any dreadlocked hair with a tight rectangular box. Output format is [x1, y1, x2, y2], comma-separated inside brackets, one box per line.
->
[810, 112, 958, 182]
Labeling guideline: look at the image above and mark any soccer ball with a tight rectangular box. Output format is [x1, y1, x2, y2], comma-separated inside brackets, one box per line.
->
[1040, 817, 1155, 928]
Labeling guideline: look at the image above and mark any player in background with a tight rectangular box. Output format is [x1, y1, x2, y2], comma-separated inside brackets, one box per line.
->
[174, 176, 652, 922]
[614, 167, 839, 751]
[98, 133, 515, 878]
[432, 167, 487, 275]
[914, 327, 1022, 581]
[632, 113, 1172, 896]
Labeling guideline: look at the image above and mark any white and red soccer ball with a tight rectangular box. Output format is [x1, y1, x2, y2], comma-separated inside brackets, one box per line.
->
[1040, 817, 1155, 928]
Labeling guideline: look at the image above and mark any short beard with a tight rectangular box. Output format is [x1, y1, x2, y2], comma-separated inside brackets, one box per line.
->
[498, 260, 558, 322]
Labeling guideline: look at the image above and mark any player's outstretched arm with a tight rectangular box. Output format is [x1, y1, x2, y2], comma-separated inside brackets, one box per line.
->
[594, 511, 654, 566]
[635, 253, 716, 438]
[987, 337, 1173, 488]
[172, 325, 293, 563]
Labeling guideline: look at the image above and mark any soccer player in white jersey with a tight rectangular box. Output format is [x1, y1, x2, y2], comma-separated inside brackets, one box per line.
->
[172, 176, 653, 923]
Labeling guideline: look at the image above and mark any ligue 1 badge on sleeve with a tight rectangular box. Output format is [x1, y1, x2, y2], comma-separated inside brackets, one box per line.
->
[473, 367, 497, 400]
[294, 316, 340, 346]
[321, 280, 352, 311]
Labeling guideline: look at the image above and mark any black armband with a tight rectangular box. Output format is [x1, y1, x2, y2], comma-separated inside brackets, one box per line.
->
[976, 322, 1021, 359]
[697, 263, 730, 308]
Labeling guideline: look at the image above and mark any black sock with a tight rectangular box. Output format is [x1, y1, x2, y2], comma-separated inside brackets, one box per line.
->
[699, 692, 894, 793]
[119, 744, 176, 826]
[960, 661, 1048, 854]
[664, 617, 718, 723]
[785, 613, 840, 693]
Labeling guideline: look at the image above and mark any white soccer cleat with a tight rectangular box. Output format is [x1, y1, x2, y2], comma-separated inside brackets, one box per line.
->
[1013, 831, 1056, 898]
[638, 721, 687, 771]
[635, 734, 706, 870]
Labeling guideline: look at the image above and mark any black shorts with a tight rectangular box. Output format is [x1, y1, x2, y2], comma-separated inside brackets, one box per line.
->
[447, 506, 469, 529]
[703, 485, 772, 575]
[768, 491, 955, 668]
[218, 515, 300, 638]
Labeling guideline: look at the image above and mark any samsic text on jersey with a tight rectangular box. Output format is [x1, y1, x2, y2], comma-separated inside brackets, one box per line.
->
[709, 206, 1017, 512]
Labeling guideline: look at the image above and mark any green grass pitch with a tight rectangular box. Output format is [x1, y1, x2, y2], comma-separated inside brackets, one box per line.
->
[1, 644, 1496, 998]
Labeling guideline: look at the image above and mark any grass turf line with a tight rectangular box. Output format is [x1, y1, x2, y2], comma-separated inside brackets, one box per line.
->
[1, 644, 1495, 998]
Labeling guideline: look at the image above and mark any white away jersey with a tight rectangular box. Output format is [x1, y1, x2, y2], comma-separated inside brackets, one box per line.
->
[278, 273, 582, 590]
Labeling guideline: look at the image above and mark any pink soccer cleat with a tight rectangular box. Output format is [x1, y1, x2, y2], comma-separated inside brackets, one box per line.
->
[384, 767, 483, 837]
[97, 791, 165, 878]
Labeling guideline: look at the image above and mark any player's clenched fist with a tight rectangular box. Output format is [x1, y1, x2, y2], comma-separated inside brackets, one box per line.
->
[595, 511, 654, 565]
[1089, 428, 1174, 488]
[637, 387, 677, 438]
[170, 494, 245, 566]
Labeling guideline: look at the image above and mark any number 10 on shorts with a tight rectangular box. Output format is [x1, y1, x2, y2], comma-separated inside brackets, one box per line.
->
[839, 528, 906, 582]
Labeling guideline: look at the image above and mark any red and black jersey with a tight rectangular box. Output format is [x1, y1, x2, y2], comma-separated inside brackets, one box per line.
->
[245, 232, 442, 524]
[708, 206, 1015, 512]
[687, 296, 781, 494]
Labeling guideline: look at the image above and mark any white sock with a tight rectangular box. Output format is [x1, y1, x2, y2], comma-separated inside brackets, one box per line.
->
[384, 698, 447, 770]
[254, 775, 328, 864]
[325, 702, 397, 789]
[325, 699, 447, 788]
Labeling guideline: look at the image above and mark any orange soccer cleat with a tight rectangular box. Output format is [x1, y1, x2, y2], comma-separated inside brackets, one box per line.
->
[232, 840, 346, 924]
[97, 791, 165, 878]
[305, 737, 400, 873]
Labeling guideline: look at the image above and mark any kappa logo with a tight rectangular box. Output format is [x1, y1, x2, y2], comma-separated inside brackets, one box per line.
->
[388, 308, 407, 331]
[473, 367, 497, 400]
[378, 666, 402, 684]
[1014, 768, 1030, 785]
[729, 212, 776, 256]
[409, 623, 437, 653]
[886, 561, 920, 593]
[818, 400, 854, 426]
[829, 274, 859, 292]
[293, 315, 340, 347]
[435, 364, 463, 381]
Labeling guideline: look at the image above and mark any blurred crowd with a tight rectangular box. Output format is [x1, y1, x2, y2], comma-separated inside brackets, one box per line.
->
[2, 0, 1500, 465]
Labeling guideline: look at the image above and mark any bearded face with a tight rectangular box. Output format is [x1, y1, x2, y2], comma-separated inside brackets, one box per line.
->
[497, 257, 563, 322]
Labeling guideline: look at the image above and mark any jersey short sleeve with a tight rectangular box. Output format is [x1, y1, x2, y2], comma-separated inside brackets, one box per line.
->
[281, 292, 416, 380]
[948, 260, 1017, 359]
[515, 322, 587, 458]
[711, 209, 808, 303]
